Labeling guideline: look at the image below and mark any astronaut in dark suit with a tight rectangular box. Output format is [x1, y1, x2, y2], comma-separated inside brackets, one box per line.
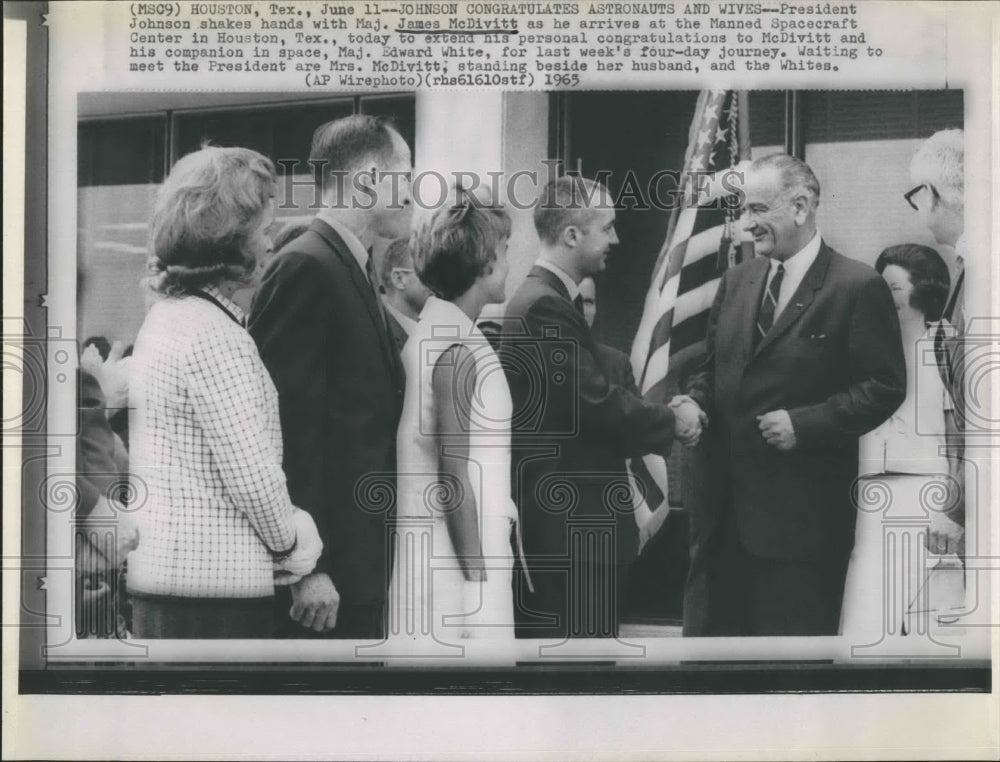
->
[250, 115, 413, 638]
[377, 237, 431, 354]
[680, 154, 906, 636]
[501, 176, 703, 639]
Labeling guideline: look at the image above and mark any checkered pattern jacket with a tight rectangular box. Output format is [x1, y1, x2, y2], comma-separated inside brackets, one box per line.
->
[126, 288, 297, 598]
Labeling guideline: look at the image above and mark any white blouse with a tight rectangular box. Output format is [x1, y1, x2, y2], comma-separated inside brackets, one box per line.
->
[860, 322, 952, 477]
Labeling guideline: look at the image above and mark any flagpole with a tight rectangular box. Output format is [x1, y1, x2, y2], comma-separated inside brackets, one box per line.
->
[738, 90, 752, 161]
[736, 90, 754, 264]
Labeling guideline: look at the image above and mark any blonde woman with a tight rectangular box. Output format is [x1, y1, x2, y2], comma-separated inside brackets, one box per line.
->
[388, 191, 517, 643]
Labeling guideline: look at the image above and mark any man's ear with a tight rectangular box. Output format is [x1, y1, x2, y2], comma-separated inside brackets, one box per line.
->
[355, 165, 378, 191]
[562, 225, 580, 248]
[791, 193, 811, 224]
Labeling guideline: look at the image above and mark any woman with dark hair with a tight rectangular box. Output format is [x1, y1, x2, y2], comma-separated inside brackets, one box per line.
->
[387, 189, 520, 646]
[842, 243, 961, 638]
[126, 146, 322, 638]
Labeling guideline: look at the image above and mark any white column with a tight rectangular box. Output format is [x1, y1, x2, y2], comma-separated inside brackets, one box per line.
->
[414, 91, 549, 315]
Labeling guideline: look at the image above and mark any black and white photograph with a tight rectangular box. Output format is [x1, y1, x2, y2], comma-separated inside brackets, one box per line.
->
[4, 1, 998, 759]
[69, 86, 976, 646]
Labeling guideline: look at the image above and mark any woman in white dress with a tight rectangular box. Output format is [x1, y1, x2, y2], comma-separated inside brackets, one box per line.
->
[387, 191, 517, 644]
[842, 243, 960, 641]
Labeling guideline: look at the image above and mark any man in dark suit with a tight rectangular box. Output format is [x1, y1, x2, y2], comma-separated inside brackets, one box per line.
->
[377, 237, 430, 354]
[680, 154, 906, 636]
[250, 115, 413, 638]
[501, 176, 703, 639]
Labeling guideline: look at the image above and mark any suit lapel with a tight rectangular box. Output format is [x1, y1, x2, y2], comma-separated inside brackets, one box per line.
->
[527, 265, 593, 339]
[753, 243, 832, 358]
[528, 264, 573, 303]
[737, 257, 771, 364]
[312, 219, 401, 381]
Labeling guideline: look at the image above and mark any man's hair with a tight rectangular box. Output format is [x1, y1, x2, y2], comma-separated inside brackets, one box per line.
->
[911, 129, 964, 209]
[412, 187, 511, 301]
[309, 114, 399, 191]
[533, 176, 612, 245]
[875, 243, 951, 322]
[147, 145, 275, 296]
[751, 153, 821, 209]
[378, 237, 415, 292]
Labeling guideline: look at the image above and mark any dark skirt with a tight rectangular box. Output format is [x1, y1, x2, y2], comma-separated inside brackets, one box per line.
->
[129, 591, 275, 638]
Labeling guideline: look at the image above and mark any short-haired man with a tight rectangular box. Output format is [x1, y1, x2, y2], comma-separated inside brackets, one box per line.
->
[680, 154, 906, 636]
[250, 115, 413, 638]
[908, 129, 966, 554]
[378, 237, 431, 353]
[501, 176, 702, 639]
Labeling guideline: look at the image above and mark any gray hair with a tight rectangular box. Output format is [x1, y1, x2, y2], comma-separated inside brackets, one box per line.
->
[750, 153, 821, 210]
[533, 176, 613, 245]
[911, 128, 964, 209]
[147, 145, 275, 296]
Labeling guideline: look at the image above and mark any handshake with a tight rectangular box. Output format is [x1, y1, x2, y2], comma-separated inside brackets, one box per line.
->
[668, 394, 708, 447]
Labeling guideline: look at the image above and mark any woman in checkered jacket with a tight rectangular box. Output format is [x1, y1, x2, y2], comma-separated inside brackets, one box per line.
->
[126, 146, 322, 638]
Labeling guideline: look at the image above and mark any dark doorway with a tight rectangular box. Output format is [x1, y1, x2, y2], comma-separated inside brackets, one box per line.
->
[551, 92, 701, 625]
[553, 92, 700, 354]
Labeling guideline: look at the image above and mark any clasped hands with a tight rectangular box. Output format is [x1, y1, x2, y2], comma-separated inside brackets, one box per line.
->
[669, 395, 708, 447]
[667, 398, 798, 453]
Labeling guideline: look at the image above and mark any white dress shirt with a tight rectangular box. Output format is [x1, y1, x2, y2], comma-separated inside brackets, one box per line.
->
[535, 258, 580, 301]
[860, 322, 950, 476]
[765, 230, 822, 321]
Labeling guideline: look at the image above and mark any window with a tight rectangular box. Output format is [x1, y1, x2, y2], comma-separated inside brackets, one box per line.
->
[78, 117, 166, 187]
[802, 90, 963, 267]
[173, 100, 355, 170]
[77, 95, 417, 343]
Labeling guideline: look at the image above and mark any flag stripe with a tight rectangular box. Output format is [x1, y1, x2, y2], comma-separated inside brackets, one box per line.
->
[640, 341, 672, 395]
[672, 279, 720, 330]
[670, 310, 712, 356]
[629, 89, 749, 510]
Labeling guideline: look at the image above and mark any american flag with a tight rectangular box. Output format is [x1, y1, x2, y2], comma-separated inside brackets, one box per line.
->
[628, 90, 752, 511]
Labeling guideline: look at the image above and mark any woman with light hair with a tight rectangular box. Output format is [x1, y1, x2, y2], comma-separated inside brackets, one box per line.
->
[126, 146, 322, 638]
[387, 187, 520, 646]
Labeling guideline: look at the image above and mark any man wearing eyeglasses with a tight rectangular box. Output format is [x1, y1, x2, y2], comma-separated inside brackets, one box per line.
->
[908, 129, 966, 557]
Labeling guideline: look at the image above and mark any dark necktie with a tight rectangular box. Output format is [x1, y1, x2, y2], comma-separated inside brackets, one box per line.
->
[755, 262, 785, 347]
[573, 294, 585, 316]
[364, 253, 390, 330]
[933, 321, 953, 394]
